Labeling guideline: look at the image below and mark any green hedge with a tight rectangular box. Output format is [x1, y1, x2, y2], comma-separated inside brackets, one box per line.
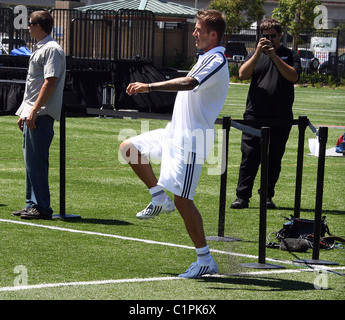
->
[228, 62, 345, 88]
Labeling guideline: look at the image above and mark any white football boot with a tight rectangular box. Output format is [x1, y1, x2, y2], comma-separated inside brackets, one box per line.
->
[136, 196, 175, 220]
[178, 259, 218, 279]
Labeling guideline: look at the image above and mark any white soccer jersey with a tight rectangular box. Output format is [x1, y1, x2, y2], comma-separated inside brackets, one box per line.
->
[167, 46, 229, 159]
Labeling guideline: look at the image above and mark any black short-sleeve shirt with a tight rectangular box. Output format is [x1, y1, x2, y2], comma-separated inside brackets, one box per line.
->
[244, 45, 301, 119]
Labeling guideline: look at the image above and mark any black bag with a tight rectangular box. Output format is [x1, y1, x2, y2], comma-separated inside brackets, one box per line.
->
[276, 215, 331, 241]
[267, 215, 332, 251]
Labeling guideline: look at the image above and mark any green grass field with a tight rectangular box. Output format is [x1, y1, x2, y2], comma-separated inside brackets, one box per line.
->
[0, 84, 344, 304]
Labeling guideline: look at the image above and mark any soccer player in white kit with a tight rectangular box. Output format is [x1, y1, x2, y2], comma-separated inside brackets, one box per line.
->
[120, 9, 229, 278]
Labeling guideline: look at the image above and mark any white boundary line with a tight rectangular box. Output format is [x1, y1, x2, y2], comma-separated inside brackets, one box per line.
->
[1, 218, 344, 293]
[0, 218, 290, 265]
[0, 276, 182, 292]
[0, 219, 345, 292]
[1, 268, 345, 293]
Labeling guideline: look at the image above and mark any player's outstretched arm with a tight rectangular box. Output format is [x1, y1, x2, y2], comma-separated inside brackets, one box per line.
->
[126, 77, 199, 95]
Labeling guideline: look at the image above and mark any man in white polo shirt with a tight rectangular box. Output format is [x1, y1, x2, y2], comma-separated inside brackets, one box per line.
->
[120, 9, 229, 278]
[13, 11, 66, 220]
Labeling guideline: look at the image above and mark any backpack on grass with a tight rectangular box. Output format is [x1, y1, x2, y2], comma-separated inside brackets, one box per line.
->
[267, 215, 332, 251]
[276, 216, 330, 240]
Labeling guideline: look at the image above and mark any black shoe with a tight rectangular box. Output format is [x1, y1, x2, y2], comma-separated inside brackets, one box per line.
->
[267, 198, 276, 209]
[12, 208, 27, 217]
[230, 198, 249, 209]
[20, 207, 52, 220]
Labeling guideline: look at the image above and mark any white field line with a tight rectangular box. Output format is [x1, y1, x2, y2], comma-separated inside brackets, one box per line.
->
[0, 219, 345, 292]
[1, 268, 345, 293]
[1, 218, 344, 293]
[294, 107, 345, 114]
[0, 218, 290, 265]
[0, 276, 182, 292]
[215, 266, 345, 277]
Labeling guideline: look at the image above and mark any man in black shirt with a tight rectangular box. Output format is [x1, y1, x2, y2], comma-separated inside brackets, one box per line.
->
[231, 18, 301, 209]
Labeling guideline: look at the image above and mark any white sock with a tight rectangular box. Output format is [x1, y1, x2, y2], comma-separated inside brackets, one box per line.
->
[149, 185, 167, 204]
[196, 245, 212, 265]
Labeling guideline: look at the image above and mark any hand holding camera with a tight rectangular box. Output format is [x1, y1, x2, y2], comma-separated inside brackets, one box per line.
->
[259, 33, 276, 58]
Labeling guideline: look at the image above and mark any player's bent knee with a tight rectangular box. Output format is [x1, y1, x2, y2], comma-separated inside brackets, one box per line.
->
[120, 140, 142, 164]
[119, 140, 132, 158]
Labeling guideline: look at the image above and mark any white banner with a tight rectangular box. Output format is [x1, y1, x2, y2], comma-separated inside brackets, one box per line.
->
[310, 37, 337, 52]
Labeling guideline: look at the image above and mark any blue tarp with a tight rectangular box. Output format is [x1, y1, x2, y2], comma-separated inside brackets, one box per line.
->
[10, 46, 31, 56]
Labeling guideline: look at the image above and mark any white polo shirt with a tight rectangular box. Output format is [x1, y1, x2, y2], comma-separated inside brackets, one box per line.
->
[167, 46, 229, 159]
[16, 35, 66, 121]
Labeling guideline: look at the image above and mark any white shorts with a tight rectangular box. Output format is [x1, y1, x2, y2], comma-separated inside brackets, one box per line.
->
[129, 127, 203, 200]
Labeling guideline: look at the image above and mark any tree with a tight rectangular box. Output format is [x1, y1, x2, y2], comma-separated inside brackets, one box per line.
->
[272, 0, 322, 50]
[209, 0, 265, 37]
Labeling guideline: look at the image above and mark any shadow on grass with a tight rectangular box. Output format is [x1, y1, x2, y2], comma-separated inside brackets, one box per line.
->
[200, 275, 316, 291]
[61, 217, 133, 226]
[276, 206, 345, 215]
[161, 272, 316, 291]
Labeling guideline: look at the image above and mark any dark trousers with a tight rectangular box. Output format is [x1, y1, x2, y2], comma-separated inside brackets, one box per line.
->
[235, 117, 291, 200]
[23, 115, 55, 214]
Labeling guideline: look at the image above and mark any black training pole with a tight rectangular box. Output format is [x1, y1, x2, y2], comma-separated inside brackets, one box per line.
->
[241, 127, 284, 269]
[312, 126, 327, 259]
[294, 116, 308, 218]
[258, 127, 269, 265]
[206, 116, 241, 242]
[53, 104, 81, 220]
[294, 127, 337, 266]
[59, 103, 66, 217]
[218, 116, 230, 237]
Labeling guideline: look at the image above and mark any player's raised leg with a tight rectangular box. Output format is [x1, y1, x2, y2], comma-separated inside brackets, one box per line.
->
[119, 139, 175, 219]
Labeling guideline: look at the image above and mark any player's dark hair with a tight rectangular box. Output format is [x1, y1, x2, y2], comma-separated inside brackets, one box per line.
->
[196, 9, 226, 44]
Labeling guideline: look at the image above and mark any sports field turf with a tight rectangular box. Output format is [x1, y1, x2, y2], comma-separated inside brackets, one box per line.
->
[0, 84, 344, 305]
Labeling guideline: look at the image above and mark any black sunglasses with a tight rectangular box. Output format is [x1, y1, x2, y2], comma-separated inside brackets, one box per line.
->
[262, 33, 277, 39]
[28, 21, 37, 26]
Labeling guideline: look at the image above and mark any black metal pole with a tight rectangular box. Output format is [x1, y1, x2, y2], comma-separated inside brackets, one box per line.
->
[60, 104, 66, 217]
[312, 126, 327, 260]
[207, 116, 241, 242]
[241, 127, 284, 269]
[294, 116, 308, 218]
[293, 126, 337, 265]
[258, 127, 269, 264]
[218, 116, 230, 237]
